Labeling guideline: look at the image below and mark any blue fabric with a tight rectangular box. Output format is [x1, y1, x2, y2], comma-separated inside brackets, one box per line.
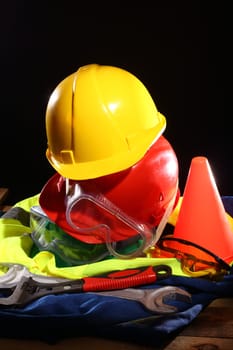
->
[0, 274, 232, 345]
[0, 197, 233, 346]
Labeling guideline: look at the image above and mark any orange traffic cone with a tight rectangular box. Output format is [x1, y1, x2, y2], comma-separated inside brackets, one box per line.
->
[172, 156, 233, 264]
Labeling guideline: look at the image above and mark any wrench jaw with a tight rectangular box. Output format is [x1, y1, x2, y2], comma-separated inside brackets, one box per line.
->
[150, 286, 192, 314]
[93, 286, 192, 314]
[0, 263, 68, 289]
[0, 263, 71, 307]
[0, 264, 30, 288]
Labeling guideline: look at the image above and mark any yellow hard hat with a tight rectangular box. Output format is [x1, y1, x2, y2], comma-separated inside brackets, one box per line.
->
[45, 64, 166, 179]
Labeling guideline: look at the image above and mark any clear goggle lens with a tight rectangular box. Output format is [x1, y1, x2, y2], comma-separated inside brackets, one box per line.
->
[30, 206, 146, 266]
[31, 177, 177, 264]
[64, 179, 153, 258]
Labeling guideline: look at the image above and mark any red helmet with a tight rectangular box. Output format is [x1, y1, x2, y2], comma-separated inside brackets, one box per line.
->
[39, 135, 179, 245]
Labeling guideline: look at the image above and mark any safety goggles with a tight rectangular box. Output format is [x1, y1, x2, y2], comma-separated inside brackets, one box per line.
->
[33, 176, 177, 262]
[30, 206, 148, 265]
[151, 235, 232, 279]
[66, 177, 178, 250]
[64, 178, 154, 258]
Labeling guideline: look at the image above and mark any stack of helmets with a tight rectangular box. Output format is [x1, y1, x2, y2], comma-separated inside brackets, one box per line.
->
[37, 64, 180, 263]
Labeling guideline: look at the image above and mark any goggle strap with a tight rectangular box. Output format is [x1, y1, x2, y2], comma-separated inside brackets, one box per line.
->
[151, 179, 179, 246]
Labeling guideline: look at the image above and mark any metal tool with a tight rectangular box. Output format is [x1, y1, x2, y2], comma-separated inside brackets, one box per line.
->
[0, 264, 172, 307]
[0, 263, 69, 288]
[93, 285, 192, 313]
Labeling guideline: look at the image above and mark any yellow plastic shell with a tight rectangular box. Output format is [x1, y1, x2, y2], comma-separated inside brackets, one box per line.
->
[45, 64, 166, 179]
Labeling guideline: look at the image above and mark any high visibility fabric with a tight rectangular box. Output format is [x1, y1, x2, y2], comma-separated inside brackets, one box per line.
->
[0, 195, 233, 346]
[0, 195, 185, 279]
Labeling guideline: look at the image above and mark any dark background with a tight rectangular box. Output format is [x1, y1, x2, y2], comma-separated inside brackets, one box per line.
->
[1, 1, 231, 205]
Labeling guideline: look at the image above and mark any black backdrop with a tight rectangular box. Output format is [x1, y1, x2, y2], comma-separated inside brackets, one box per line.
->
[1, 1, 231, 205]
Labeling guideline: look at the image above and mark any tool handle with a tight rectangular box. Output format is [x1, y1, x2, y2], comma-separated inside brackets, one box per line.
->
[1, 265, 171, 307]
[18, 266, 158, 304]
[83, 266, 157, 291]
